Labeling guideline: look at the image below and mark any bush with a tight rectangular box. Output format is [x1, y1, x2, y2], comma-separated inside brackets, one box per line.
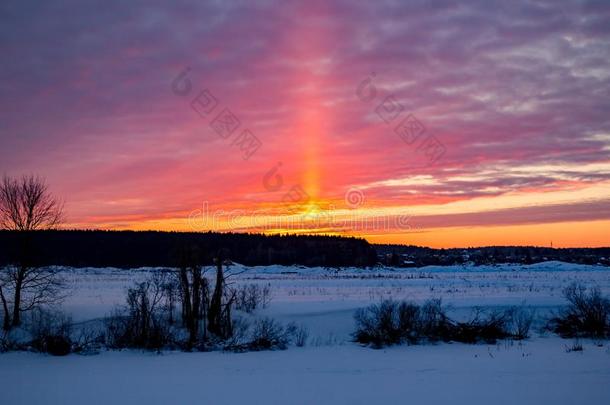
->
[223, 317, 301, 351]
[354, 300, 402, 347]
[105, 311, 173, 351]
[42, 335, 72, 356]
[565, 340, 584, 352]
[550, 283, 610, 338]
[354, 300, 526, 347]
[294, 325, 309, 347]
[397, 301, 421, 344]
[72, 325, 105, 355]
[27, 309, 73, 356]
[234, 284, 272, 313]
[418, 299, 453, 342]
[354, 300, 422, 347]
[220, 316, 252, 351]
[354, 299, 458, 347]
[451, 309, 510, 344]
[354, 300, 434, 347]
[0, 332, 10, 352]
[508, 306, 535, 340]
[104, 279, 174, 350]
[248, 318, 295, 350]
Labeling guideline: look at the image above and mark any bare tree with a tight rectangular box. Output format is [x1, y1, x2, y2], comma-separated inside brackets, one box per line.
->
[174, 246, 237, 345]
[208, 252, 236, 340]
[0, 175, 64, 329]
[175, 245, 209, 346]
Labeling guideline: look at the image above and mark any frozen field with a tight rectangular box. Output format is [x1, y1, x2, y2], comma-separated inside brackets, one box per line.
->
[2, 261, 610, 404]
[59, 260, 610, 340]
[2, 340, 609, 405]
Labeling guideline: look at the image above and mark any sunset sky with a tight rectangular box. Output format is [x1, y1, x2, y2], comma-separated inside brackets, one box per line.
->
[1, 0, 609, 247]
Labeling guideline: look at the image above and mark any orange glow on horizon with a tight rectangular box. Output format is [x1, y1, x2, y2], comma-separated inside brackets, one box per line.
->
[64, 212, 610, 249]
[364, 220, 610, 249]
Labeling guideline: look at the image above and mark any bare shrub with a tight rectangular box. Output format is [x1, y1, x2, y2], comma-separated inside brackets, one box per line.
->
[354, 300, 402, 347]
[311, 333, 341, 347]
[72, 325, 105, 355]
[354, 300, 429, 347]
[27, 308, 72, 356]
[451, 309, 510, 344]
[104, 310, 129, 348]
[247, 318, 296, 351]
[354, 300, 522, 347]
[235, 284, 272, 313]
[223, 317, 305, 351]
[550, 283, 610, 339]
[221, 316, 252, 351]
[418, 299, 453, 342]
[507, 306, 535, 340]
[565, 339, 584, 352]
[294, 325, 309, 347]
[105, 274, 174, 350]
[397, 301, 420, 344]
[0, 331, 18, 352]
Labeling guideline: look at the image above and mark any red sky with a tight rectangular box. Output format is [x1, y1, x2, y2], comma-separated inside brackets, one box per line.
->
[1, 0, 610, 247]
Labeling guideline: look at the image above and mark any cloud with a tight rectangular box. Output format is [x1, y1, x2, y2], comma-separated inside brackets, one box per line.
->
[0, 0, 609, 240]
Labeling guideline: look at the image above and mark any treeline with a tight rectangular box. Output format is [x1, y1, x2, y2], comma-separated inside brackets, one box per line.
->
[376, 244, 610, 267]
[0, 230, 377, 268]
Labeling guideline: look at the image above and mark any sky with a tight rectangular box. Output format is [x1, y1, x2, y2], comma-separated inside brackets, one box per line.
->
[1, 0, 609, 248]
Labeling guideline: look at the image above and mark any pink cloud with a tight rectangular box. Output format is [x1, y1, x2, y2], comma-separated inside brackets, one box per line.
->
[1, 0, 609, 240]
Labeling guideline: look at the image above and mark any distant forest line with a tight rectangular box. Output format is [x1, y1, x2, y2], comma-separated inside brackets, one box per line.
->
[0, 230, 377, 268]
[0, 230, 608, 269]
[376, 244, 610, 267]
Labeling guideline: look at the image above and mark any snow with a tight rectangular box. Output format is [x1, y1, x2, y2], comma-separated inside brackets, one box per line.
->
[2, 340, 609, 405]
[2, 261, 610, 404]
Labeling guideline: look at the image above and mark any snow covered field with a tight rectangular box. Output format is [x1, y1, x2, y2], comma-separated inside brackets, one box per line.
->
[2, 261, 610, 404]
[2, 340, 609, 405]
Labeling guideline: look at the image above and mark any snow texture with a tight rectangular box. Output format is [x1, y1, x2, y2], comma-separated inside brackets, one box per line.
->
[2, 261, 609, 404]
